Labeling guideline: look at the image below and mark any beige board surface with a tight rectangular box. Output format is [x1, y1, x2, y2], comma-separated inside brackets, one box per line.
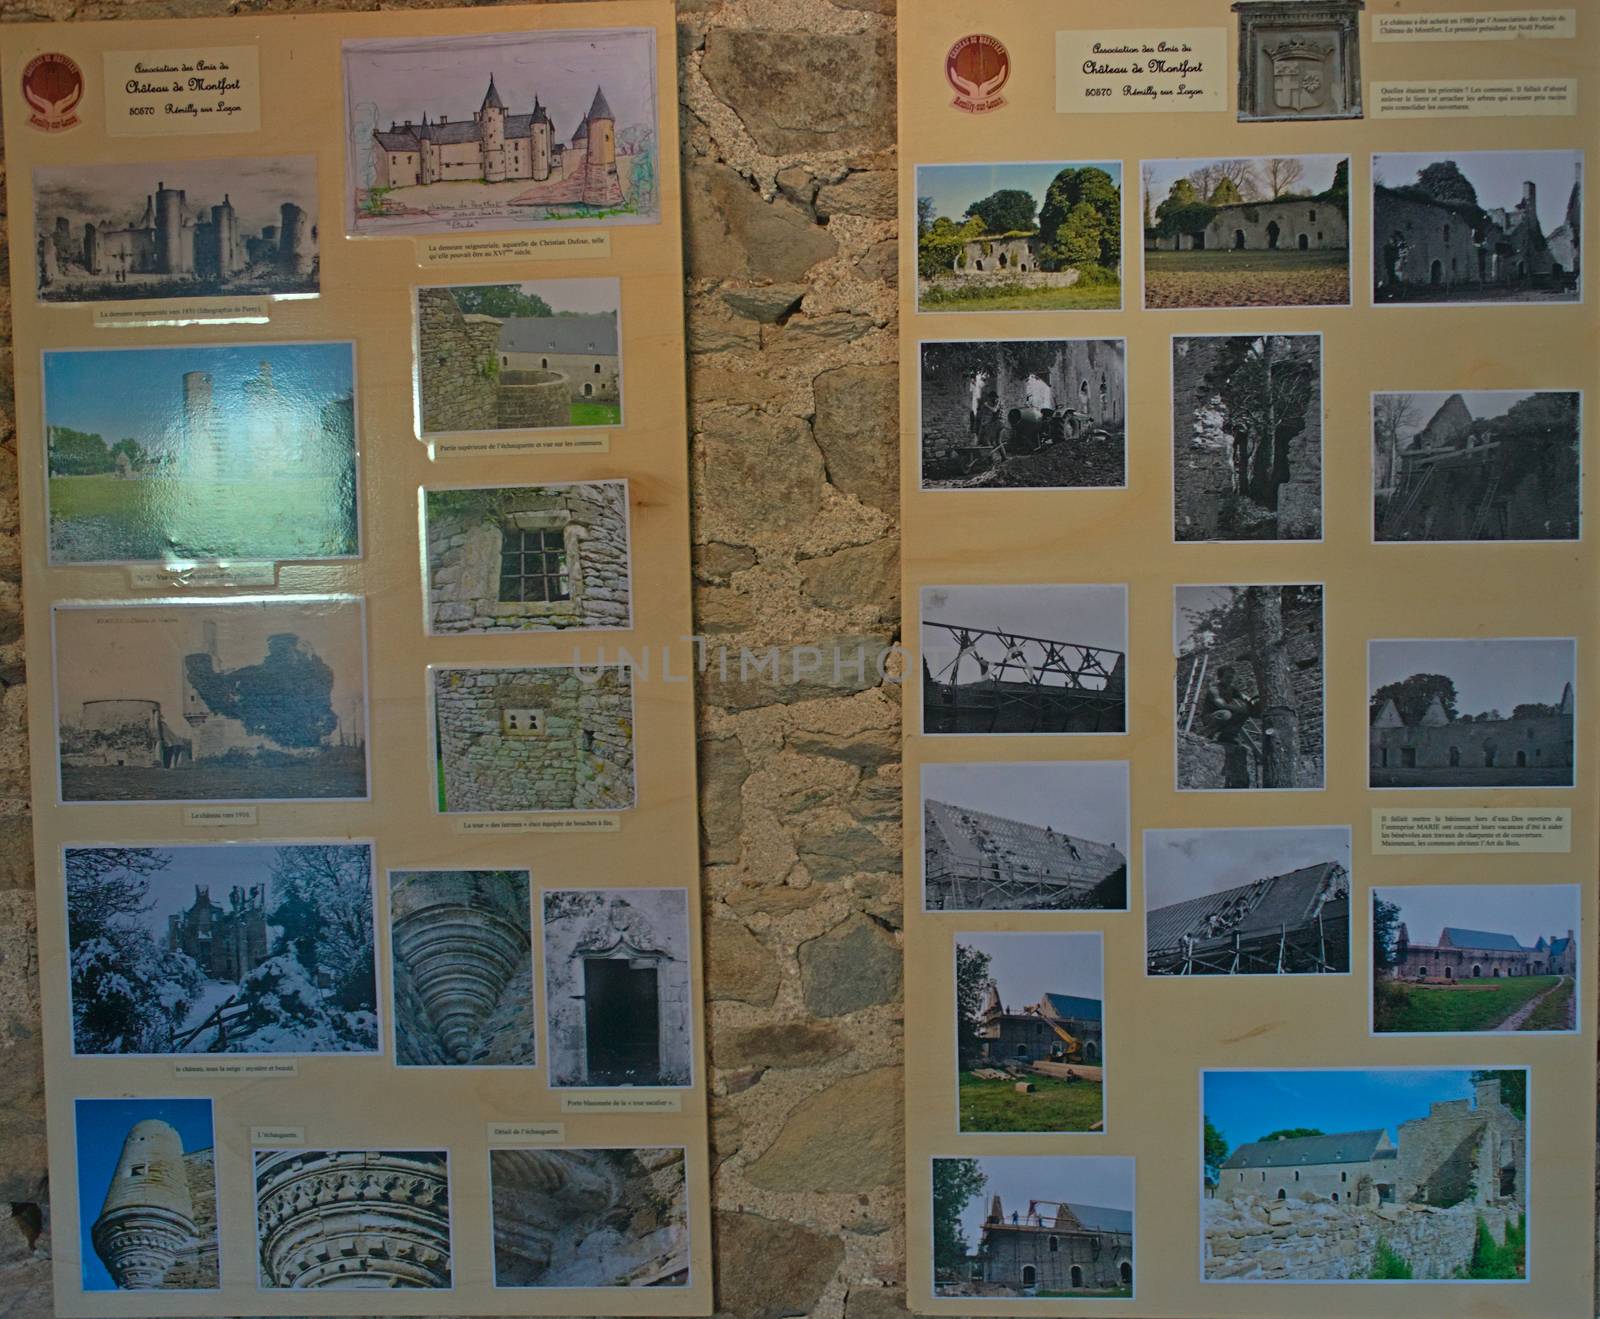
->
[1, 3, 710, 1314]
[900, 1, 1596, 1315]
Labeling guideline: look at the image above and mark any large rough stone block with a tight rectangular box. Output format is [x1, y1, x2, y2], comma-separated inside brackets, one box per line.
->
[684, 158, 837, 283]
[813, 364, 898, 513]
[714, 1210, 844, 1319]
[744, 1067, 902, 1192]
[799, 913, 900, 1016]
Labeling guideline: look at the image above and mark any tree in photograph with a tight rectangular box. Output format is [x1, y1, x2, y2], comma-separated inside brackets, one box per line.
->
[964, 188, 1037, 235]
[916, 195, 935, 239]
[917, 213, 985, 281]
[1242, 587, 1299, 788]
[183, 633, 339, 749]
[1372, 895, 1407, 1031]
[1208, 177, 1244, 206]
[46, 425, 115, 477]
[1264, 157, 1306, 199]
[1369, 673, 1458, 726]
[1372, 897, 1402, 970]
[1154, 177, 1214, 242]
[1512, 702, 1560, 719]
[932, 1158, 987, 1275]
[1414, 160, 1478, 208]
[1037, 166, 1120, 270]
[1260, 1127, 1325, 1142]
[1201, 335, 1318, 514]
[449, 285, 555, 319]
[954, 941, 993, 1065]
[268, 845, 376, 1013]
[1203, 1117, 1229, 1168]
[1373, 392, 1419, 493]
[1470, 1069, 1526, 1119]
[1326, 158, 1351, 208]
[1140, 162, 1156, 228]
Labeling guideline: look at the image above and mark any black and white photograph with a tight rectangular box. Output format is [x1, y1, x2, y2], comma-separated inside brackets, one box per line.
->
[1145, 826, 1351, 976]
[1374, 149, 1582, 304]
[1175, 584, 1325, 791]
[919, 339, 1125, 490]
[1234, 0, 1364, 124]
[33, 156, 319, 303]
[490, 1146, 689, 1288]
[1369, 637, 1576, 788]
[254, 1149, 452, 1289]
[390, 869, 535, 1067]
[1173, 334, 1322, 542]
[921, 584, 1127, 735]
[541, 888, 693, 1089]
[66, 843, 378, 1057]
[422, 482, 632, 634]
[1374, 390, 1581, 542]
[53, 597, 369, 804]
[921, 760, 1129, 912]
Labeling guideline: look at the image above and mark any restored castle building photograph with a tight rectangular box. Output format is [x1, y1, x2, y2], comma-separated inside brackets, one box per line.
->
[74, 1097, 218, 1292]
[1145, 826, 1351, 976]
[1374, 389, 1580, 542]
[489, 1146, 689, 1287]
[1143, 155, 1351, 308]
[1204, 1068, 1528, 1280]
[65, 843, 379, 1057]
[955, 931, 1105, 1134]
[921, 583, 1127, 735]
[430, 662, 635, 813]
[1373, 884, 1579, 1034]
[1369, 636, 1576, 787]
[1373, 150, 1582, 303]
[921, 759, 1129, 912]
[933, 1155, 1134, 1298]
[541, 888, 693, 1089]
[343, 29, 660, 236]
[44, 342, 359, 566]
[919, 338, 1125, 489]
[915, 160, 1123, 312]
[390, 869, 535, 1067]
[33, 156, 319, 303]
[415, 279, 622, 436]
[53, 597, 369, 803]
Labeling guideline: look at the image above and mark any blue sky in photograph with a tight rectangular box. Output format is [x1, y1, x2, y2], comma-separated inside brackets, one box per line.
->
[1144, 155, 1344, 203]
[75, 1097, 214, 1291]
[1374, 150, 1580, 233]
[1369, 637, 1575, 717]
[956, 930, 1102, 1008]
[1374, 884, 1579, 948]
[921, 761, 1128, 852]
[44, 342, 353, 454]
[916, 161, 1122, 227]
[944, 1154, 1134, 1245]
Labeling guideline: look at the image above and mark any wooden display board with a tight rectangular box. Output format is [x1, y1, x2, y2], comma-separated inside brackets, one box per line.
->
[1, 3, 711, 1314]
[899, 2, 1596, 1314]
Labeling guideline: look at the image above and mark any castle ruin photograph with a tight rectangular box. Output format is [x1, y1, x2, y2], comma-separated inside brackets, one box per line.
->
[1369, 636, 1576, 787]
[933, 1155, 1134, 1298]
[1374, 389, 1580, 542]
[921, 760, 1128, 912]
[415, 280, 621, 436]
[33, 156, 319, 303]
[1373, 149, 1581, 304]
[489, 1146, 689, 1287]
[1204, 1068, 1528, 1280]
[65, 843, 378, 1057]
[1373, 884, 1579, 1034]
[389, 868, 535, 1067]
[74, 1098, 218, 1292]
[343, 29, 660, 235]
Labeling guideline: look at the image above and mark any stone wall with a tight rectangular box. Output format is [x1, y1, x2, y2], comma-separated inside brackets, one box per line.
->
[496, 369, 570, 430]
[1204, 199, 1349, 252]
[417, 287, 499, 434]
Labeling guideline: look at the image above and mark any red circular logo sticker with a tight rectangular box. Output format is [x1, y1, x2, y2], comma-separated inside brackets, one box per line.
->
[946, 34, 1009, 114]
[22, 52, 83, 132]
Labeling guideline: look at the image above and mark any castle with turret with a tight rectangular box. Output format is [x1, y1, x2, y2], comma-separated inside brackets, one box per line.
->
[372, 77, 625, 208]
[90, 1118, 218, 1291]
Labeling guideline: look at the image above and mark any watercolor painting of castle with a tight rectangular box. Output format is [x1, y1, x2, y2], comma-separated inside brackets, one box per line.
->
[342, 29, 660, 236]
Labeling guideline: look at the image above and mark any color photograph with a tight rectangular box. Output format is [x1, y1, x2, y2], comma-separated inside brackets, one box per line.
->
[933, 1155, 1134, 1298]
[44, 342, 358, 565]
[955, 931, 1105, 1134]
[1204, 1068, 1528, 1281]
[921, 760, 1129, 912]
[915, 161, 1122, 312]
[390, 868, 535, 1066]
[541, 888, 692, 1089]
[75, 1097, 218, 1292]
[34, 156, 319, 303]
[1145, 826, 1351, 976]
[66, 843, 377, 1057]
[490, 1147, 689, 1287]
[1142, 155, 1351, 309]
[344, 29, 660, 236]
[422, 482, 632, 634]
[53, 597, 369, 803]
[1369, 637, 1576, 788]
[415, 279, 622, 435]
[1373, 885, 1579, 1034]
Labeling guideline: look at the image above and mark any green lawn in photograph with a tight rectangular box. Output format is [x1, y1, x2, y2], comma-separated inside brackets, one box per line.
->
[958, 1071, 1103, 1133]
[1517, 977, 1575, 1031]
[1378, 975, 1560, 1033]
[919, 282, 1121, 313]
[569, 401, 623, 426]
[1039, 1286, 1135, 1299]
[1143, 247, 1350, 309]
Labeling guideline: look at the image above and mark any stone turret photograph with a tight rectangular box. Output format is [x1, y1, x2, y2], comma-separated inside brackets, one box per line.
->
[1204, 1068, 1528, 1280]
[33, 156, 319, 303]
[415, 279, 622, 437]
[1373, 884, 1580, 1034]
[343, 29, 659, 236]
[1374, 150, 1582, 303]
[65, 844, 378, 1057]
[73, 1097, 218, 1292]
[1368, 636, 1576, 787]
[389, 868, 535, 1066]
[53, 597, 369, 803]
[44, 342, 359, 566]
